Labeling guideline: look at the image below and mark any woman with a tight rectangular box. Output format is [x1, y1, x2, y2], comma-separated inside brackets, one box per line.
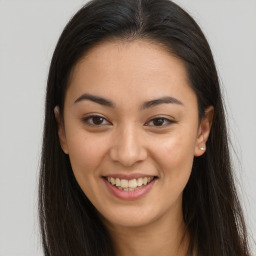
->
[39, 0, 251, 255]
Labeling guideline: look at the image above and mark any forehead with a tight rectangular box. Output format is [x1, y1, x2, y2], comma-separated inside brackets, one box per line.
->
[66, 39, 196, 109]
[70, 39, 189, 85]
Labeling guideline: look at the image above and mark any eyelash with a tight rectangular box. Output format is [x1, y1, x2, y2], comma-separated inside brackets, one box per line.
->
[82, 115, 176, 128]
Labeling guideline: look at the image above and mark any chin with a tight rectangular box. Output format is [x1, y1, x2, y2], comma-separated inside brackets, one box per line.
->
[98, 206, 161, 229]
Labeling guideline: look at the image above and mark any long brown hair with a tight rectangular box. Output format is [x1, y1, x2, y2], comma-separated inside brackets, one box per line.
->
[39, 0, 251, 255]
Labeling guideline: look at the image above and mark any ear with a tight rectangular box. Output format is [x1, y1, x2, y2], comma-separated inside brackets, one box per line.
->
[54, 106, 69, 154]
[194, 106, 214, 157]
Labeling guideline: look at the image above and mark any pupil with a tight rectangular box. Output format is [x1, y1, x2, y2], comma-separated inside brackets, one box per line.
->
[93, 116, 103, 125]
[153, 118, 164, 126]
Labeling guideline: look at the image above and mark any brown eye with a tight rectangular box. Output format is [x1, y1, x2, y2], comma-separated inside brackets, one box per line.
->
[91, 116, 104, 125]
[152, 118, 165, 126]
[146, 117, 174, 127]
[82, 115, 111, 126]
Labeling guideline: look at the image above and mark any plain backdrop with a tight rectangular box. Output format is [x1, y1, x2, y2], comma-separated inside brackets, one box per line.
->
[0, 0, 255, 255]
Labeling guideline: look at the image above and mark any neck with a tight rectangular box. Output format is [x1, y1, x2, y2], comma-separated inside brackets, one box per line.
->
[104, 202, 190, 256]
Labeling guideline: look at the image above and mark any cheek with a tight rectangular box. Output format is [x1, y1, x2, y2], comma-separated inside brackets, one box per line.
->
[154, 132, 195, 164]
[66, 129, 109, 177]
[66, 131, 111, 201]
[151, 130, 196, 183]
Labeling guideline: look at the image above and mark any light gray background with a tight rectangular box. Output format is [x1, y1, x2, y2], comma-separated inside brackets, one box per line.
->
[0, 0, 255, 255]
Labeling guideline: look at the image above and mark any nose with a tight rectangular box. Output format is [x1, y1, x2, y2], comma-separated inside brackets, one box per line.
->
[109, 125, 147, 167]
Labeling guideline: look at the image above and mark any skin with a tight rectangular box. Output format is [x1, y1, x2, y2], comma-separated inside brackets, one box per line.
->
[55, 39, 213, 256]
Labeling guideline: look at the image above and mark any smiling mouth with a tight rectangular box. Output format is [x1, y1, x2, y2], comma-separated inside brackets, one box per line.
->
[103, 176, 158, 191]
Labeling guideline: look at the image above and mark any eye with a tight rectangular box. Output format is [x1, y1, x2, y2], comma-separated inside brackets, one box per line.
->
[82, 115, 111, 127]
[145, 117, 175, 127]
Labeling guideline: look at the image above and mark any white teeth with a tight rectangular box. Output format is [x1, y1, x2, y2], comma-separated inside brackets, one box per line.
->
[116, 178, 121, 186]
[120, 179, 128, 188]
[106, 176, 155, 190]
[110, 177, 116, 185]
[137, 178, 143, 186]
[128, 179, 137, 188]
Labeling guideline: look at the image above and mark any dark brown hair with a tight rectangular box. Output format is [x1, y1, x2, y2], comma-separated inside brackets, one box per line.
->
[39, 0, 251, 255]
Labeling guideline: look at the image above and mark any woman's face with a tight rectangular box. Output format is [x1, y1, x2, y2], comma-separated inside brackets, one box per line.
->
[56, 39, 212, 228]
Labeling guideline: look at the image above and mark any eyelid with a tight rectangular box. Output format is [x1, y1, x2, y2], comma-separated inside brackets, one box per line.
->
[82, 114, 111, 127]
[81, 114, 176, 128]
[145, 116, 176, 127]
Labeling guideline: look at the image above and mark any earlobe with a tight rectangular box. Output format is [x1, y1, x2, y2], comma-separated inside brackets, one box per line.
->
[54, 106, 69, 154]
[194, 106, 214, 157]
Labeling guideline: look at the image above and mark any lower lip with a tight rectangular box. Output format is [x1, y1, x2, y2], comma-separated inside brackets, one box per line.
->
[103, 178, 157, 200]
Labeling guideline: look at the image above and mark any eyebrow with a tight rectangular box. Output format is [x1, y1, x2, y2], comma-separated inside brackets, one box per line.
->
[74, 93, 183, 109]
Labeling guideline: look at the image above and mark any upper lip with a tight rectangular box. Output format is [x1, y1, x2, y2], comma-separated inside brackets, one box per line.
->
[103, 173, 157, 180]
